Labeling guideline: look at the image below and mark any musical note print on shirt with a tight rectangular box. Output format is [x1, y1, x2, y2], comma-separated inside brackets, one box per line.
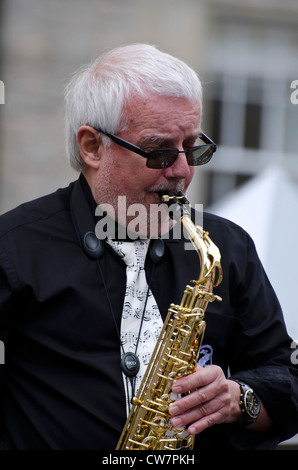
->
[106, 238, 163, 416]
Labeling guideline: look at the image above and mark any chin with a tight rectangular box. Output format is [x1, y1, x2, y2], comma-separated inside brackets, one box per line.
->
[125, 208, 174, 239]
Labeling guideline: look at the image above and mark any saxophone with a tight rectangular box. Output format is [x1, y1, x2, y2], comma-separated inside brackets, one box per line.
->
[116, 192, 223, 450]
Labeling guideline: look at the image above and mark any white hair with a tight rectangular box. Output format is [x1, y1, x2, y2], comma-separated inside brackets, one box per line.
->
[64, 44, 203, 172]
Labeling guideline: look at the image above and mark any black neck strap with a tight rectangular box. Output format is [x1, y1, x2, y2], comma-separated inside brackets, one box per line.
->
[70, 178, 104, 259]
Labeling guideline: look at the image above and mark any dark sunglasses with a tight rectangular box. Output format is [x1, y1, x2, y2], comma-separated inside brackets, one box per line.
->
[93, 127, 217, 169]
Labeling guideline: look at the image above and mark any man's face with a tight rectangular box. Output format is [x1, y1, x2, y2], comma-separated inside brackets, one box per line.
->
[93, 93, 201, 237]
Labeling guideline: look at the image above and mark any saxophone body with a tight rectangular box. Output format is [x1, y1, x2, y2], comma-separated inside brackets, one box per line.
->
[116, 193, 222, 450]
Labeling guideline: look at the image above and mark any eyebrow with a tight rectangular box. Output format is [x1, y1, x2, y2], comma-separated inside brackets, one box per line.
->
[137, 133, 200, 149]
[137, 135, 168, 148]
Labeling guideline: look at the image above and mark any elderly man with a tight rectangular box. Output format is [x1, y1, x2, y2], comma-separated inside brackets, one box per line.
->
[0, 44, 297, 450]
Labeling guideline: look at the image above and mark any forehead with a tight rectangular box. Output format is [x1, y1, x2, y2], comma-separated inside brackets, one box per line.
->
[121, 93, 201, 138]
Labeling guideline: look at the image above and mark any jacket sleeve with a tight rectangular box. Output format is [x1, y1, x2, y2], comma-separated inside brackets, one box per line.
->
[0, 247, 15, 394]
[228, 233, 298, 444]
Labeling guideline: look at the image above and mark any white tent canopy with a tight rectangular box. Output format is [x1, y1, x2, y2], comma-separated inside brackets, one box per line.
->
[208, 165, 298, 341]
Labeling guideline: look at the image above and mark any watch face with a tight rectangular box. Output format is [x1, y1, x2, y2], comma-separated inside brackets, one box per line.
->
[244, 390, 261, 418]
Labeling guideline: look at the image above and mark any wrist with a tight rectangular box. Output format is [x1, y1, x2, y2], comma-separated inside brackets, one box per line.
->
[230, 379, 261, 426]
[226, 379, 244, 424]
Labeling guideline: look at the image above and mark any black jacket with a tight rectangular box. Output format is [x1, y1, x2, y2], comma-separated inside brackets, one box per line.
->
[0, 176, 297, 450]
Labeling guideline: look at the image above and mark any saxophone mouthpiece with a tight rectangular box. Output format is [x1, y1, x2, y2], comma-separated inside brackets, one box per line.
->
[161, 191, 189, 205]
[161, 191, 191, 220]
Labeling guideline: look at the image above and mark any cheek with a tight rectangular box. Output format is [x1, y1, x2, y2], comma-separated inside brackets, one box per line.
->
[121, 165, 161, 189]
[185, 167, 195, 189]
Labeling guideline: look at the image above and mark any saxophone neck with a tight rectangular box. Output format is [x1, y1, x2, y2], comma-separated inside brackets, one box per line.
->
[181, 214, 222, 286]
[161, 192, 223, 287]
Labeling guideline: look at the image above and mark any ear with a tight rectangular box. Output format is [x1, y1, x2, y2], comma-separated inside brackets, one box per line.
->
[77, 126, 103, 170]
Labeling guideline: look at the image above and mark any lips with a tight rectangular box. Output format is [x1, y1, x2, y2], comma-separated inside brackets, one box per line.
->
[150, 191, 165, 204]
[150, 191, 173, 204]
[150, 187, 183, 200]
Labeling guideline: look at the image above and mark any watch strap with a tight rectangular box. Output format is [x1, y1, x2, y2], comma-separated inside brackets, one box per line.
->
[232, 379, 261, 426]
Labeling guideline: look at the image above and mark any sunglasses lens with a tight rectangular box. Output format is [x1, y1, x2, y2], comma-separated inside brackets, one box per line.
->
[146, 144, 216, 169]
[146, 149, 178, 169]
[188, 145, 215, 166]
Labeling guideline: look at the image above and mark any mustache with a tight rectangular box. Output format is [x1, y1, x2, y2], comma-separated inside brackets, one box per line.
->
[146, 180, 185, 195]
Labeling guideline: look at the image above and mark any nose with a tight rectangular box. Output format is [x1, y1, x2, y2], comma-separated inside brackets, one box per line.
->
[163, 152, 192, 180]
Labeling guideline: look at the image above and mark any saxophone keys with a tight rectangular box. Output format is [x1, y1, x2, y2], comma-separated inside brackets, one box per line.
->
[152, 416, 168, 433]
[131, 397, 144, 406]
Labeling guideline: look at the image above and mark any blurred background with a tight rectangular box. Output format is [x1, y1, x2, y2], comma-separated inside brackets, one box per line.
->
[0, 0, 297, 446]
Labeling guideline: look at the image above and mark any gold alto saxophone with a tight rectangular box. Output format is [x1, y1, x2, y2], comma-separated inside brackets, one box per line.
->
[116, 192, 223, 450]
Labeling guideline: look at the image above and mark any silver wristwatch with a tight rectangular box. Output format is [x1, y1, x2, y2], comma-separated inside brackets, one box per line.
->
[233, 379, 261, 426]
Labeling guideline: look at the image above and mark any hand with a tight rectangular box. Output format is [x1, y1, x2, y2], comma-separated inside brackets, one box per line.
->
[169, 365, 243, 435]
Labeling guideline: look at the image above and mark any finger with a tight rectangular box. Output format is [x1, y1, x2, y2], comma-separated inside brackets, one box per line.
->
[169, 383, 216, 416]
[170, 397, 216, 427]
[188, 407, 230, 435]
[170, 380, 229, 419]
[170, 370, 228, 415]
[171, 398, 230, 434]
[172, 365, 221, 394]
